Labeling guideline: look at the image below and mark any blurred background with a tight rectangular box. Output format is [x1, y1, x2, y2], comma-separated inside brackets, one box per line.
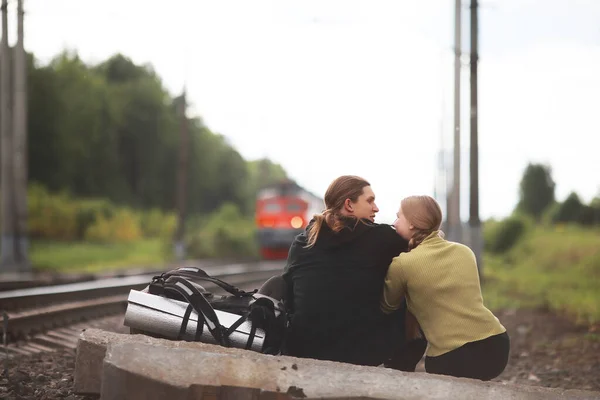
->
[0, 0, 598, 388]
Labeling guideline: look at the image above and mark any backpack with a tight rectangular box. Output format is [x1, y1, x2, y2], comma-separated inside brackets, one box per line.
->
[142, 267, 287, 355]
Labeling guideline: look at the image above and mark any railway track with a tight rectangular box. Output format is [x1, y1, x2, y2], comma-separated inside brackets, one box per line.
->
[0, 261, 284, 359]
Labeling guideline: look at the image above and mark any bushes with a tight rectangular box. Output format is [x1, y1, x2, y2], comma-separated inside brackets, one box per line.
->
[483, 226, 600, 325]
[74, 199, 115, 238]
[484, 215, 530, 254]
[544, 192, 600, 226]
[141, 208, 177, 239]
[22, 184, 256, 258]
[550, 192, 584, 224]
[27, 184, 175, 243]
[28, 184, 78, 240]
[185, 203, 258, 259]
[84, 209, 141, 242]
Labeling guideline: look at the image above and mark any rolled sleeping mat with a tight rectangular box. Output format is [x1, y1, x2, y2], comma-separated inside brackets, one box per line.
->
[123, 289, 265, 352]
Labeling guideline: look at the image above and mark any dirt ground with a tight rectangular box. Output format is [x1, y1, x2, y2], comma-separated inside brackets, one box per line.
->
[491, 308, 600, 392]
[0, 308, 599, 399]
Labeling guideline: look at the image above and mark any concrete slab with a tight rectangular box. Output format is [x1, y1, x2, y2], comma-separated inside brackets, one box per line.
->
[74, 328, 245, 394]
[75, 329, 600, 400]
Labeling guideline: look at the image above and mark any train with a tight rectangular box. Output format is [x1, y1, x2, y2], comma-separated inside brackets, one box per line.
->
[255, 180, 324, 260]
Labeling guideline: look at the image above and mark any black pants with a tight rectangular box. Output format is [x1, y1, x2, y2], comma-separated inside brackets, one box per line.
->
[383, 298, 427, 372]
[425, 331, 510, 381]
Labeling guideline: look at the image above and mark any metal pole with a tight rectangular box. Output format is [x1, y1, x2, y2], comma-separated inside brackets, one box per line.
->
[448, 0, 462, 242]
[174, 90, 189, 261]
[0, 0, 16, 271]
[13, 0, 30, 270]
[469, 0, 482, 276]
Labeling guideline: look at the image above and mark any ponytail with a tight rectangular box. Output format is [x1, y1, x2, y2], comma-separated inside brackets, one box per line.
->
[408, 229, 444, 251]
[305, 210, 352, 248]
[408, 230, 431, 251]
[306, 214, 326, 248]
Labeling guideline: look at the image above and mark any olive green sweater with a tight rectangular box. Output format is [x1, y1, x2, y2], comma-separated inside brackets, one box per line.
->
[381, 231, 506, 357]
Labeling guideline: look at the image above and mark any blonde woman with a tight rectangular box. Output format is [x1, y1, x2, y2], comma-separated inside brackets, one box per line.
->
[381, 195, 509, 380]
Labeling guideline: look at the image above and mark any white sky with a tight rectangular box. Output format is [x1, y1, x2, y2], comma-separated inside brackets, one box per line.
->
[12, 0, 600, 223]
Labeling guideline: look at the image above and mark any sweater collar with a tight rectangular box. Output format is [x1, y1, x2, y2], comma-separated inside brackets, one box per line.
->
[422, 230, 443, 243]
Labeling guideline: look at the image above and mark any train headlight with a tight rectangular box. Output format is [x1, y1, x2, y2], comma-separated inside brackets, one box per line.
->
[290, 216, 303, 229]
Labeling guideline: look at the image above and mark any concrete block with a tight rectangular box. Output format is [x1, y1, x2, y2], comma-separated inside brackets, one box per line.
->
[76, 329, 600, 400]
[74, 328, 256, 395]
[102, 341, 600, 400]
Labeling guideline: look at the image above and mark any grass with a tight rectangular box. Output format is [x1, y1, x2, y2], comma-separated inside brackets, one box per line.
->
[482, 225, 600, 325]
[28, 238, 172, 273]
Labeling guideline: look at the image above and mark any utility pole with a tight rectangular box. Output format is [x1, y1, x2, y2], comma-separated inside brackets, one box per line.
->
[13, 0, 29, 270]
[0, 0, 16, 271]
[447, 0, 462, 243]
[174, 89, 189, 261]
[469, 0, 483, 275]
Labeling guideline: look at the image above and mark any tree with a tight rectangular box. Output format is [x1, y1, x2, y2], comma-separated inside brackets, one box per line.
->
[552, 192, 583, 224]
[516, 163, 555, 220]
[249, 158, 288, 189]
[244, 158, 288, 211]
[24, 49, 290, 219]
[587, 195, 600, 225]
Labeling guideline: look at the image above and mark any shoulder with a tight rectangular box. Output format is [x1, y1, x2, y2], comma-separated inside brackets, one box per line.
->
[368, 222, 399, 238]
[386, 255, 406, 278]
[389, 255, 403, 269]
[396, 248, 417, 264]
[371, 223, 409, 250]
[368, 222, 396, 234]
[351, 219, 396, 239]
[440, 239, 475, 257]
[410, 238, 475, 263]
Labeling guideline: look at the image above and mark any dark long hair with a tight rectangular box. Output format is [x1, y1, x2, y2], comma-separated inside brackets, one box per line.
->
[305, 175, 370, 248]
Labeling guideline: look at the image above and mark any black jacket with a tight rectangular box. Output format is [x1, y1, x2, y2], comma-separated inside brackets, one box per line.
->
[282, 217, 409, 365]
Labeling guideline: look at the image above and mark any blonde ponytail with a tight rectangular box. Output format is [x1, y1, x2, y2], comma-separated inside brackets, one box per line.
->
[408, 230, 433, 251]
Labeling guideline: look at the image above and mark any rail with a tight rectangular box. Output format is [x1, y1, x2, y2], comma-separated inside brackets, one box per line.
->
[0, 261, 284, 358]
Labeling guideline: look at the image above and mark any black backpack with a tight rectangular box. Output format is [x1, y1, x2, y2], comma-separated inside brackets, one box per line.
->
[146, 267, 286, 355]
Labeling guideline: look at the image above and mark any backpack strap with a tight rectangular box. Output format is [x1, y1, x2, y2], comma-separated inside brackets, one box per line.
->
[223, 313, 259, 351]
[158, 267, 257, 298]
[162, 276, 225, 345]
[178, 303, 205, 341]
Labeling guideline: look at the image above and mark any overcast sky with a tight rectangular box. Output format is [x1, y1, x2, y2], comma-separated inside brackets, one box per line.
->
[14, 0, 600, 223]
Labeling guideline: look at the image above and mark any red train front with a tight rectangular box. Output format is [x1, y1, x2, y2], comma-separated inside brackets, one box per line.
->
[255, 180, 323, 260]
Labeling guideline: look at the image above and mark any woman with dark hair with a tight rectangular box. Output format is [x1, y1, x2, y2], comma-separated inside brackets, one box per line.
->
[273, 175, 423, 367]
[381, 195, 509, 380]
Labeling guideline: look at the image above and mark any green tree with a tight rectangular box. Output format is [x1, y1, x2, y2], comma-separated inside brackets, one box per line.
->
[96, 54, 180, 208]
[25, 49, 289, 221]
[33, 52, 122, 197]
[244, 158, 288, 212]
[585, 195, 600, 225]
[248, 158, 288, 189]
[28, 56, 63, 190]
[552, 192, 584, 224]
[516, 163, 556, 220]
[185, 124, 251, 214]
